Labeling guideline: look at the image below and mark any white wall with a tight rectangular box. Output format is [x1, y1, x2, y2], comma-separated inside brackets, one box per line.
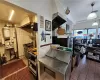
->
[16, 28, 33, 56]
[36, 15, 52, 58]
[54, 0, 75, 23]
[73, 20, 99, 30]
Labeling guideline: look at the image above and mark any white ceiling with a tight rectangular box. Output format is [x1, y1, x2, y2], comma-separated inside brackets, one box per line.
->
[0, 2, 35, 24]
[59, 0, 100, 23]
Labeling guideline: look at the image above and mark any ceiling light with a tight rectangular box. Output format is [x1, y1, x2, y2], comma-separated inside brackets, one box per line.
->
[92, 22, 98, 26]
[87, 12, 97, 20]
[9, 10, 14, 21]
[31, 26, 33, 29]
[87, 2, 97, 20]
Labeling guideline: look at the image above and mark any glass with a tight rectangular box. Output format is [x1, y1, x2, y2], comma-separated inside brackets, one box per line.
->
[88, 29, 96, 39]
[73, 29, 87, 39]
[98, 28, 100, 38]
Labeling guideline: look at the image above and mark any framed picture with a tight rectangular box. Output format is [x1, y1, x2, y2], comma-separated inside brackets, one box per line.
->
[40, 16, 44, 28]
[45, 20, 51, 31]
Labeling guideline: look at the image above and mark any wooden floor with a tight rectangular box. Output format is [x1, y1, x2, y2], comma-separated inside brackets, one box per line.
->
[70, 56, 100, 80]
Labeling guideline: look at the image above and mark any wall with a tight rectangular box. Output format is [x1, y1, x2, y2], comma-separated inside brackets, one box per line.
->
[0, 21, 5, 56]
[54, 0, 75, 23]
[16, 28, 33, 57]
[37, 15, 52, 58]
[73, 20, 99, 30]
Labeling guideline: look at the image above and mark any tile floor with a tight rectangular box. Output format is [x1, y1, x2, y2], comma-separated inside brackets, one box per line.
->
[70, 56, 100, 80]
[1, 56, 100, 80]
[0, 59, 35, 80]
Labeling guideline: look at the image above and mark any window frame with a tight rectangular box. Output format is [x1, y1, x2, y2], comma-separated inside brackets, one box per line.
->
[73, 28, 97, 39]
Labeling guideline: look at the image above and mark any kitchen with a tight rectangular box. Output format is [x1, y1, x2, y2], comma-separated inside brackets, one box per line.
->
[0, 1, 73, 80]
[0, 1, 38, 80]
[1, 0, 100, 80]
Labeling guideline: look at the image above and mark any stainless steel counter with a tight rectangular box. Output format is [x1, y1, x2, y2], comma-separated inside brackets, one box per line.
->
[39, 56, 68, 75]
[39, 49, 72, 77]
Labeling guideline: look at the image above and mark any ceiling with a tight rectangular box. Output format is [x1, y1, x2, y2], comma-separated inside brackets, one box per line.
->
[59, 0, 100, 23]
[0, 2, 35, 24]
[1, 0, 100, 25]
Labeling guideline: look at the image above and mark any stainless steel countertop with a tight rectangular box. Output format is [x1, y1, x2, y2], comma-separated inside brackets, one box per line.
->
[39, 49, 72, 75]
[39, 56, 68, 75]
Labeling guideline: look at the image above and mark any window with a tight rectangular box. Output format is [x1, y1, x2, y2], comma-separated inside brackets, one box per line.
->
[88, 29, 96, 39]
[98, 28, 100, 38]
[74, 29, 87, 39]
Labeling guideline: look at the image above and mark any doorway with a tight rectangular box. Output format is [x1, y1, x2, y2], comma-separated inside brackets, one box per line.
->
[0, 1, 38, 80]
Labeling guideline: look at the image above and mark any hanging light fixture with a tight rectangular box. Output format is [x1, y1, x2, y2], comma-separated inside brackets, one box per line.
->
[87, 2, 97, 20]
[92, 21, 98, 26]
[65, 7, 70, 15]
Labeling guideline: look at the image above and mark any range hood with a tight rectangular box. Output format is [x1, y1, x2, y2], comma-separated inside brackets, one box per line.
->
[20, 15, 38, 31]
[20, 15, 35, 28]
[52, 12, 66, 30]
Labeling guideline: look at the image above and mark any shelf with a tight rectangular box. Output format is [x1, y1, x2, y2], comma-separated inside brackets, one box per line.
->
[29, 52, 37, 58]
[87, 55, 100, 60]
[28, 51, 38, 79]
[29, 66, 37, 76]
[29, 59, 36, 66]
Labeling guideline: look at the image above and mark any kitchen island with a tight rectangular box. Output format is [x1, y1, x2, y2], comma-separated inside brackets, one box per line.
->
[39, 49, 72, 80]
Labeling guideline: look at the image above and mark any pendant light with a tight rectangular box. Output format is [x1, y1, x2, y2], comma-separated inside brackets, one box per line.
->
[87, 2, 97, 20]
[92, 21, 98, 26]
[65, 7, 70, 15]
